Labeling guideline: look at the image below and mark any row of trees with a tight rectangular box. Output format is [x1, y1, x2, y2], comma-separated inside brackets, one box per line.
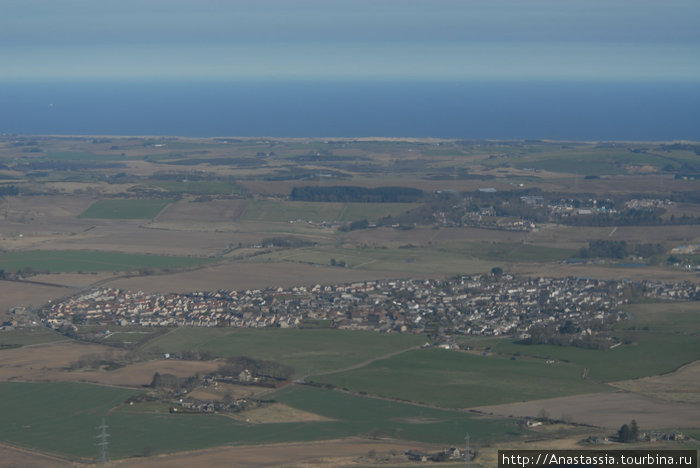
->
[0, 185, 19, 196]
[218, 356, 293, 380]
[290, 185, 424, 203]
[618, 420, 640, 442]
[576, 241, 665, 259]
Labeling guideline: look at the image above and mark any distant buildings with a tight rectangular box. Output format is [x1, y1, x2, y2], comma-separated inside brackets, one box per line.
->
[39, 275, 699, 338]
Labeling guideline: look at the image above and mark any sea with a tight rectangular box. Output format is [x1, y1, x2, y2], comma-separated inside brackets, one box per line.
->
[1, 80, 698, 140]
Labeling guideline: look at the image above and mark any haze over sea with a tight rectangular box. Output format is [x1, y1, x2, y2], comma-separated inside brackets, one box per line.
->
[2, 80, 698, 141]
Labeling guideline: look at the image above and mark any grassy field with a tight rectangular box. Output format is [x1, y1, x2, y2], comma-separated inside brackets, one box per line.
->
[488, 332, 699, 382]
[482, 302, 700, 383]
[142, 328, 426, 376]
[0, 250, 215, 273]
[74, 325, 164, 346]
[620, 301, 700, 334]
[0, 382, 139, 459]
[0, 381, 518, 460]
[311, 348, 611, 408]
[272, 385, 519, 445]
[78, 199, 173, 219]
[239, 200, 418, 223]
[500, 147, 695, 176]
[0, 327, 67, 347]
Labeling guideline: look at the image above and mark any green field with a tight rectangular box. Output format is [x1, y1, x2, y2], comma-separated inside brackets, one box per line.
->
[239, 200, 417, 223]
[0, 250, 215, 273]
[496, 147, 696, 176]
[0, 327, 67, 347]
[482, 302, 700, 383]
[74, 325, 164, 346]
[272, 385, 519, 445]
[0, 382, 139, 459]
[488, 332, 699, 382]
[78, 199, 173, 219]
[311, 348, 611, 408]
[0, 382, 518, 460]
[621, 301, 700, 334]
[142, 328, 426, 376]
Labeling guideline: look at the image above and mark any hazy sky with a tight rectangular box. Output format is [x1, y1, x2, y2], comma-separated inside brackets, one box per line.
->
[2, 0, 699, 81]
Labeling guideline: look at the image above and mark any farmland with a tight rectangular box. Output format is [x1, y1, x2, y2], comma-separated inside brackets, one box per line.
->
[78, 199, 173, 219]
[475, 391, 700, 429]
[0, 136, 699, 464]
[0, 327, 66, 347]
[142, 328, 426, 376]
[0, 250, 215, 273]
[310, 348, 612, 408]
[478, 301, 700, 383]
[0, 381, 517, 460]
[239, 200, 417, 223]
[0, 382, 138, 458]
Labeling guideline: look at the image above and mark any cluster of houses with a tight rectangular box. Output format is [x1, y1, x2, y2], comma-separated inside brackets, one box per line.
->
[545, 198, 618, 216]
[405, 447, 466, 462]
[625, 199, 672, 210]
[170, 396, 263, 415]
[39, 275, 699, 337]
[431, 196, 627, 231]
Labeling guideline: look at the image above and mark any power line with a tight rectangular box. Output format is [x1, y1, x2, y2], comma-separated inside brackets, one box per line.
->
[96, 417, 110, 467]
[465, 432, 470, 468]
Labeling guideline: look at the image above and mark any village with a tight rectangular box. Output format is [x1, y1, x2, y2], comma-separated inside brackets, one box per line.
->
[37, 274, 699, 340]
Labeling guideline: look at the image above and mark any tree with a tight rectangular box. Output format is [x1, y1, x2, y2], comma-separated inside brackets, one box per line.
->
[491, 266, 503, 277]
[618, 424, 631, 442]
[629, 419, 639, 441]
[618, 420, 639, 442]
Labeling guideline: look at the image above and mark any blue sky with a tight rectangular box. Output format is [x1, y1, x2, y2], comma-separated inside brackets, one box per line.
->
[2, 0, 699, 81]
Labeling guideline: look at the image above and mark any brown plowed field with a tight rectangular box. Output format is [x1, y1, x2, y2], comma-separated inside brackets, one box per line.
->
[112, 438, 443, 468]
[57, 359, 221, 387]
[0, 443, 74, 468]
[156, 199, 250, 222]
[345, 224, 700, 250]
[32, 221, 232, 256]
[226, 403, 332, 424]
[0, 341, 219, 387]
[0, 341, 117, 381]
[475, 392, 700, 429]
[0, 281, 76, 320]
[511, 262, 700, 284]
[102, 261, 403, 293]
[611, 360, 700, 404]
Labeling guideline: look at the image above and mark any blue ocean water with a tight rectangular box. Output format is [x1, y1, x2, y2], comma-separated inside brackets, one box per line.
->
[1, 80, 698, 140]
